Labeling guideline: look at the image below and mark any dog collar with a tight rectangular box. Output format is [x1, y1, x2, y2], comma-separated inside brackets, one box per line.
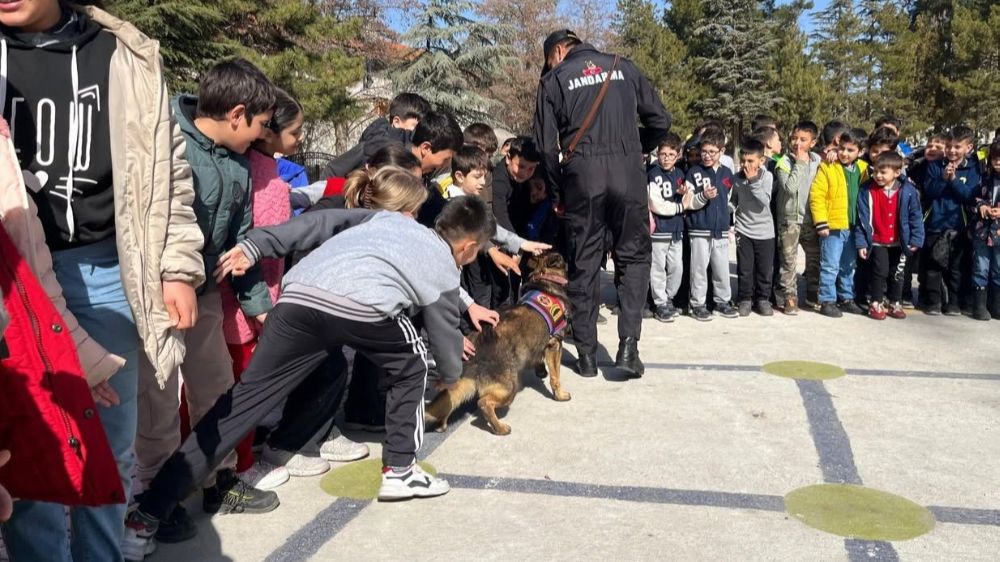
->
[531, 272, 569, 286]
[519, 290, 568, 336]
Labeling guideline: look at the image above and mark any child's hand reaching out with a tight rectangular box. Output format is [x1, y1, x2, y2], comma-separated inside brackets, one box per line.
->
[520, 241, 552, 255]
[488, 247, 521, 276]
[215, 246, 254, 283]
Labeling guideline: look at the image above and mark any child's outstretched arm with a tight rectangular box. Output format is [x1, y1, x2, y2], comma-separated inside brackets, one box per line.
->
[215, 209, 376, 282]
[423, 288, 465, 384]
[492, 224, 551, 255]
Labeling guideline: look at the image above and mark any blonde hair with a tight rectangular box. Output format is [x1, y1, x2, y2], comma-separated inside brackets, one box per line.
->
[343, 166, 427, 214]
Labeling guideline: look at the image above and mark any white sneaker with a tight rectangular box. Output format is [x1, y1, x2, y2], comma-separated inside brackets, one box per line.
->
[319, 434, 370, 462]
[238, 460, 290, 490]
[261, 446, 330, 477]
[122, 509, 159, 561]
[378, 463, 450, 501]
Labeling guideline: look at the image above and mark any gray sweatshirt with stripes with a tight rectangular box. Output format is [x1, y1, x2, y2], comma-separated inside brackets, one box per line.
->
[238, 209, 464, 382]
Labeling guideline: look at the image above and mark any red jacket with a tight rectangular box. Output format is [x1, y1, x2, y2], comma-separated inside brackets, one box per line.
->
[0, 222, 124, 506]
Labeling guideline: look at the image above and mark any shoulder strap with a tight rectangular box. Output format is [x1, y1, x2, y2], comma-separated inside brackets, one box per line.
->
[562, 55, 621, 163]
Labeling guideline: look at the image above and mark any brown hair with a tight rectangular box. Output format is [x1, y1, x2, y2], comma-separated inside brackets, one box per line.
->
[343, 166, 428, 214]
[874, 151, 905, 171]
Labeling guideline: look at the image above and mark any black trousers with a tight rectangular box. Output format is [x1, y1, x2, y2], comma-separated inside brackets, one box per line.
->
[266, 349, 348, 452]
[140, 303, 429, 521]
[736, 234, 775, 303]
[343, 351, 387, 426]
[868, 246, 905, 303]
[461, 253, 493, 309]
[562, 153, 651, 355]
[920, 232, 966, 306]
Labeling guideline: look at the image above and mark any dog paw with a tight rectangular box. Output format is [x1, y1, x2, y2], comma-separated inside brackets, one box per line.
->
[435, 425, 448, 433]
[492, 423, 512, 436]
[554, 391, 571, 402]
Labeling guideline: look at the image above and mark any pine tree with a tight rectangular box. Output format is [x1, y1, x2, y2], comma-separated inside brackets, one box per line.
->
[691, 0, 779, 130]
[810, 0, 867, 123]
[221, 0, 365, 150]
[395, 0, 516, 124]
[104, 0, 234, 93]
[106, 0, 366, 152]
[867, 0, 935, 135]
[614, 0, 703, 133]
[944, 1, 1000, 131]
[762, 0, 830, 128]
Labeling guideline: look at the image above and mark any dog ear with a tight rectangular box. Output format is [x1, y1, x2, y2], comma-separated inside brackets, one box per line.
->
[527, 254, 540, 270]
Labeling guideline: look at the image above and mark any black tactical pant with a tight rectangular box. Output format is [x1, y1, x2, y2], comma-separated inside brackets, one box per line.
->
[561, 152, 651, 356]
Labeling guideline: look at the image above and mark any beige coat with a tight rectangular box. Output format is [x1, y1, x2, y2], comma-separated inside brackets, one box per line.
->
[86, 6, 207, 388]
[0, 7, 206, 388]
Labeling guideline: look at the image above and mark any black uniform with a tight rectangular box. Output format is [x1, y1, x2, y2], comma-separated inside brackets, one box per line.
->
[533, 43, 671, 355]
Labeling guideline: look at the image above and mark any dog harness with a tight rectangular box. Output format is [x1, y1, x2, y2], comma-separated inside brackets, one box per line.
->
[519, 290, 568, 336]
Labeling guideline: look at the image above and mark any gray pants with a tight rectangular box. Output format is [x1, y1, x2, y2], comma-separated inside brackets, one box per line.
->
[650, 238, 683, 307]
[690, 235, 731, 307]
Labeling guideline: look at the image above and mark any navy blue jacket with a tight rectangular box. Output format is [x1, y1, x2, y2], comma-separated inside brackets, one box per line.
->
[922, 158, 980, 233]
[854, 179, 925, 256]
[647, 165, 686, 239]
[685, 164, 734, 238]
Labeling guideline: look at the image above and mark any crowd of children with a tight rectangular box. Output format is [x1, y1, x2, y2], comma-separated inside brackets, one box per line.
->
[1, 3, 999, 561]
[645, 116, 1000, 323]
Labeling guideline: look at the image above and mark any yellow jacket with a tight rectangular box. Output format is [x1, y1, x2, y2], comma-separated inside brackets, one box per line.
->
[810, 159, 869, 231]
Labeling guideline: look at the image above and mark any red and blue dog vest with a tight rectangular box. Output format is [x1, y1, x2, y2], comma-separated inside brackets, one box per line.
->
[519, 290, 568, 336]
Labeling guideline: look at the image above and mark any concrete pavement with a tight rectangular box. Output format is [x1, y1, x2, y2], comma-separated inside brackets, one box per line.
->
[148, 266, 999, 562]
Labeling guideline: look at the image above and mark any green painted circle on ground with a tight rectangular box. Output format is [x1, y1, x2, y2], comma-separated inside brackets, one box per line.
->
[785, 484, 935, 541]
[319, 458, 437, 500]
[762, 360, 846, 380]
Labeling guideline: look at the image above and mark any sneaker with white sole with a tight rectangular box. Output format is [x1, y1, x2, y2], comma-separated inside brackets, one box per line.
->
[123, 509, 159, 561]
[261, 445, 330, 477]
[377, 463, 450, 501]
[238, 460, 290, 490]
[319, 434, 370, 462]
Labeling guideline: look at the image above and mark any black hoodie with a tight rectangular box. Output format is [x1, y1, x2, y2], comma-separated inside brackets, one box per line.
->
[1, 9, 117, 249]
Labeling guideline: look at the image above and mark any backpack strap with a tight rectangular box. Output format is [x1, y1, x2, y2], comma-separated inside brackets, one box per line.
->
[561, 55, 621, 164]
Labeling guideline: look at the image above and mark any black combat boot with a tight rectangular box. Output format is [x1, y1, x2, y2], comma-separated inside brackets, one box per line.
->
[614, 337, 644, 378]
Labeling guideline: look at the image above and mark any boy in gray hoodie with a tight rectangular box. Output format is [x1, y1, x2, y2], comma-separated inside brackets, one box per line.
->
[774, 120, 823, 314]
[125, 196, 495, 558]
[730, 140, 776, 316]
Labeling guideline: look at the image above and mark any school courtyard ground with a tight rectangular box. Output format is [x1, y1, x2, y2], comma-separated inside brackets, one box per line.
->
[151, 264, 999, 562]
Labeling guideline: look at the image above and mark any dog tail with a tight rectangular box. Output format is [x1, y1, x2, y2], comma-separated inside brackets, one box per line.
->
[425, 378, 477, 427]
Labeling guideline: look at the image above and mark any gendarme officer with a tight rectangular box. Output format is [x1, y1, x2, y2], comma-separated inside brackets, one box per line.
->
[533, 29, 671, 378]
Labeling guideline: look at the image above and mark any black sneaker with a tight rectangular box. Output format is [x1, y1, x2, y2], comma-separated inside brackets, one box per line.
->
[923, 303, 942, 316]
[654, 305, 674, 323]
[203, 469, 279, 515]
[737, 301, 752, 317]
[820, 302, 843, 318]
[715, 302, 739, 318]
[691, 306, 712, 321]
[155, 504, 197, 543]
[838, 300, 863, 315]
[756, 300, 774, 316]
[943, 302, 962, 316]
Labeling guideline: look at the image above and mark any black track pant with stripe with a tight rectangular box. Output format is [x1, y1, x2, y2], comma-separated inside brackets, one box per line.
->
[140, 303, 428, 521]
[562, 152, 651, 355]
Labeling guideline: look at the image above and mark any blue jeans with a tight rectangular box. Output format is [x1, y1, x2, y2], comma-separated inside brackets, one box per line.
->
[819, 229, 856, 303]
[3, 238, 138, 562]
[972, 238, 1000, 288]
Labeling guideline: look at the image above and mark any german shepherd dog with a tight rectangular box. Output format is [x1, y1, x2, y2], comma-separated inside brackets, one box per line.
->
[424, 252, 572, 435]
